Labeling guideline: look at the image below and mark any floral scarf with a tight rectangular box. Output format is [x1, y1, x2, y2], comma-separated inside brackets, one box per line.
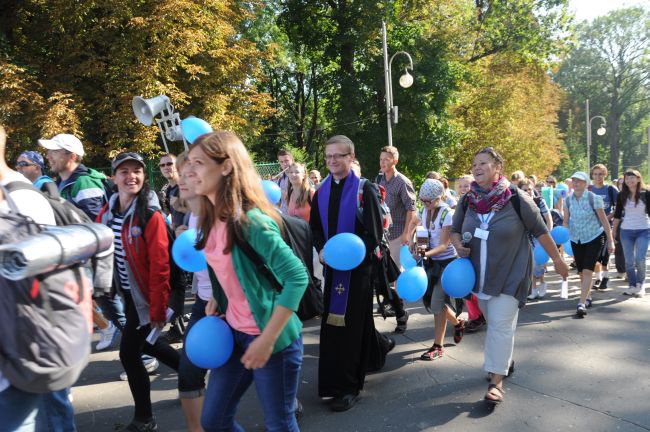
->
[466, 176, 512, 214]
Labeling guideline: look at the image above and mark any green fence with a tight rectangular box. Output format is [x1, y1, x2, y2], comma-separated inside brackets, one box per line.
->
[98, 161, 281, 191]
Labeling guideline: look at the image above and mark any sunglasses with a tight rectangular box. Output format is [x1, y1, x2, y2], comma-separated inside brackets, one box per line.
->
[159, 162, 174, 168]
[16, 161, 36, 168]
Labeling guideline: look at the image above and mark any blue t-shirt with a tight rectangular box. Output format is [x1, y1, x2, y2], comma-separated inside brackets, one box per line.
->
[591, 184, 618, 215]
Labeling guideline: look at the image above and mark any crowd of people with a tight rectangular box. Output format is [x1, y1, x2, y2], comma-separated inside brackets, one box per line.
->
[1, 123, 649, 430]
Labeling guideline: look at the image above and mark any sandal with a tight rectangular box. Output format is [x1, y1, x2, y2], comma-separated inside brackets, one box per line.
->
[453, 319, 465, 344]
[486, 361, 515, 381]
[484, 384, 504, 405]
[419, 344, 444, 361]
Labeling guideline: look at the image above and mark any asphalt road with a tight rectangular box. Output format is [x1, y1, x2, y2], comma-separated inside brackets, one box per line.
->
[73, 263, 650, 432]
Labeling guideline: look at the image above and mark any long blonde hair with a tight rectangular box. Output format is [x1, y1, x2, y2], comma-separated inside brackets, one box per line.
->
[193, 131, 283, 252]
[287, 163, 312, 208]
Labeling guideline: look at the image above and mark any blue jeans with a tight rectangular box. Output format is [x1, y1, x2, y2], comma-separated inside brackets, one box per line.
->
[95, 291, 127, 331]
[178, 298, 208, 398]
[35, 388, 76, 432]
[620, 229, 650, 287]
[0, 385, 41, 432]
[201, 331, 303, 432]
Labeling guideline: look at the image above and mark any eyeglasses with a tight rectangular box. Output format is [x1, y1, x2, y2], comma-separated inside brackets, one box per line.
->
[592, 173, 605, 177]
[546, 180, 556, 185]
[420, 199, 432, 205]
[16, 161, 36, 168]
[159, 162, 174, 168]
[324, 153, 350, 161]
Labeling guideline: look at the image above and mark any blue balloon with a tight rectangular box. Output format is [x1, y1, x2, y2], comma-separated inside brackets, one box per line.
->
[563, 240, 573, 257]
[181, 117, 213, 144]
[534, 243, 550, 265]
[441, 258, 476, 298]
[323, 233, 366, 271]
[172, 229, 207, 272]
[185, 316, 234, 369]
[261, 180, 282, 205]
[551, 226, 570, 244]
[399, 244, 417, 270]
[396, 266, 428, 302]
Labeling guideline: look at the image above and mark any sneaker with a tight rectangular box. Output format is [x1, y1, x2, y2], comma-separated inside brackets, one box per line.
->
[537, 282, 547, 298]
[119, 357, 159, 381]
[294, 398, 304, 422]
[117, 419, 158, 432]
[466, 315, 486, 333]
[576, 303, 587, 317]
[598, 277, 609, 290]
[585, 298, 593, 308]
[96, 322, 119, 351]
[636, 283, 645, 298]
[593, 279, 601, 288]
[527, 288, 539, 300]
[453, 319, 465, 344]
[161, 325, 183, 344]
[623, 286, 638, 296]
[420, 344, 444, 361]
[395, 310, 409, 334]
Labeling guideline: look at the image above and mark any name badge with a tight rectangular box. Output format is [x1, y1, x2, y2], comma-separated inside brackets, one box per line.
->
[474, 227, 489, 240]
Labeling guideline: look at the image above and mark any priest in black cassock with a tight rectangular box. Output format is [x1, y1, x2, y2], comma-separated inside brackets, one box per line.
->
[310, 135, 395, 412]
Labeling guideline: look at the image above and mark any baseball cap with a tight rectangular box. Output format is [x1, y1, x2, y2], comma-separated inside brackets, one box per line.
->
[419, 179, 444, 201]
[18, 151, 46, 170]
[111, 152, 146, 174]
[570, 171, 590, 184]
[38, 134, 85, 157]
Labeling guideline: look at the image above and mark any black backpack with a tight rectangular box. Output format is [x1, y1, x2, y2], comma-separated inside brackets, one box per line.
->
[233, 214, 323, 321]
[0, 184, 91, 393]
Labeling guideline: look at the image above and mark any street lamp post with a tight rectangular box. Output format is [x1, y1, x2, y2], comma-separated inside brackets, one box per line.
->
[585, 99, 606, 170]
[382, 21, 414, 147]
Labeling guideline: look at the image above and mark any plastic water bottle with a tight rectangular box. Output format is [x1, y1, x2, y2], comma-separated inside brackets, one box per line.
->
[560, 279, 569, 299]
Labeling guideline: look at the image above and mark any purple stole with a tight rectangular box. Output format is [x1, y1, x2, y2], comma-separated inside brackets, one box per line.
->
[318, 171, 360, 327]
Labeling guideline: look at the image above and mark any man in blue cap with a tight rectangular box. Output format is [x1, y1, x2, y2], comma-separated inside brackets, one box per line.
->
[15, 151, 54, 189]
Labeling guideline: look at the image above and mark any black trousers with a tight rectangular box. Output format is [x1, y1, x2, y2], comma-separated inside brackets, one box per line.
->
[120, 291, 180, 421]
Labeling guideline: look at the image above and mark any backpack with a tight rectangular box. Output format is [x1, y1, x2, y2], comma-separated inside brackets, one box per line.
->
[142, 209, 192, 318]
[233, 213, 324, 321]
[369, 175, 393, 232]
[8, 181, 91, 225]
[0, 184, 92, 393]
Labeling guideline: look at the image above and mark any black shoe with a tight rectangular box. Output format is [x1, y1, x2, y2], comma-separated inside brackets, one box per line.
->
[395, 310, 409, 334]
[330, 394, 360, 412]
[599, 277, 609, 290]
[382, 303, 396, 318]
[593, 279, 601, 288]
[576, 303, 587, 317]
[465, 316, 486, 333]
[387, 337, 396, 353]
[161, 326, 183, 344]
[294, 398, 303, 422]
[118, 419, 158, 432]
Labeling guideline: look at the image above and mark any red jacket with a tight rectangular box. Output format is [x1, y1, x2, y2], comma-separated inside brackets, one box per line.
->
[97, 202, 170, 324]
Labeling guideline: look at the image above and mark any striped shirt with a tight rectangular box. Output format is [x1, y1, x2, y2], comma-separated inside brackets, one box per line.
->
[377, 170, 417, 241]
[110, 213, 131, 290]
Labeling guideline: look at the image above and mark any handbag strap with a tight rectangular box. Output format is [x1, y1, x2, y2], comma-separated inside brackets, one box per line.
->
[232, 222, 283, 293]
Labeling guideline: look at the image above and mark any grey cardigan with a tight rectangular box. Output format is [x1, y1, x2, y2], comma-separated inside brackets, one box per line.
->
[452, 191, 549, 307]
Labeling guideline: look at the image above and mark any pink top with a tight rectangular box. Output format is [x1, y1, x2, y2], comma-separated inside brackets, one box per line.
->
[287, 190, 314, 222]
[204, 222, 261, 335]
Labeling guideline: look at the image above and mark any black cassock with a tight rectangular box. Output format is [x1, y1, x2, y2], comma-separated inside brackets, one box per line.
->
[310, 175, 393, 398]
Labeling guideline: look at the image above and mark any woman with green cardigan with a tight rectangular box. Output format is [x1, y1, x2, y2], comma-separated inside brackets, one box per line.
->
[187, 131, 308, 432]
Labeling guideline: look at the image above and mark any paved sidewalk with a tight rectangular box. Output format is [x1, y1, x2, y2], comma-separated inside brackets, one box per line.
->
[74, 263, 650, 432]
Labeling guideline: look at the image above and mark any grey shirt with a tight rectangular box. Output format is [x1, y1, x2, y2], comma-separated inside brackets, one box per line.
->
[452, 191, 548, 307]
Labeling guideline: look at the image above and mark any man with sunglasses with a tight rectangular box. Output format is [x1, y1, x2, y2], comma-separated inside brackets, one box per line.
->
[39, 134, 109, 220]
[158, 153, 179, 216]
[15, 151, 53, 189]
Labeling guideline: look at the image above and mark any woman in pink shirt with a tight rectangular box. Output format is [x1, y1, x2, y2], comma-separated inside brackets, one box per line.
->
[287, 163, 314, 222]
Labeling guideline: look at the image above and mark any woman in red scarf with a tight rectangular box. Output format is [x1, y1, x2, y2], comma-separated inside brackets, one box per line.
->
[451, 147, 569, 405]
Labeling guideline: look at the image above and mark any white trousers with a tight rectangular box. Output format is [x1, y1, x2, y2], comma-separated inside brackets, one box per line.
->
[478, 294, 519, 376]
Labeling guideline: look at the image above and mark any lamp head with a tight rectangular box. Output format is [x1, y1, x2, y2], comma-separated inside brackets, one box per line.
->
[399, 70, 414, 88]
[597, 126, 606, 136]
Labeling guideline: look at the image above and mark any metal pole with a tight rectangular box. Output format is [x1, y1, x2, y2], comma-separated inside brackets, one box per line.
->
[382, 21, 393, 147]
[586, 99, 591, 171]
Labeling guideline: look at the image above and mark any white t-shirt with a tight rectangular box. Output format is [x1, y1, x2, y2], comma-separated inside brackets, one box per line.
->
[420, 204, 457, 260]
[621, 198, 650, 230]
[189, 213, 213, 301]
[0, 171, 56, 392]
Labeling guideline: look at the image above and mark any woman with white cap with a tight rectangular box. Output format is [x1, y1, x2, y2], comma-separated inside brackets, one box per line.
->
[415, 179, 465, 361]
[563, 171, 614, 317]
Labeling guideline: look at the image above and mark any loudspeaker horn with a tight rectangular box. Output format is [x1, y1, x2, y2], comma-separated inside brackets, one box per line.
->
[132, 95, 170, 126]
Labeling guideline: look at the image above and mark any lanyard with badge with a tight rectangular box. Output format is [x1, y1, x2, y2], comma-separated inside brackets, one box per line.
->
[475, 212, 494, 240]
